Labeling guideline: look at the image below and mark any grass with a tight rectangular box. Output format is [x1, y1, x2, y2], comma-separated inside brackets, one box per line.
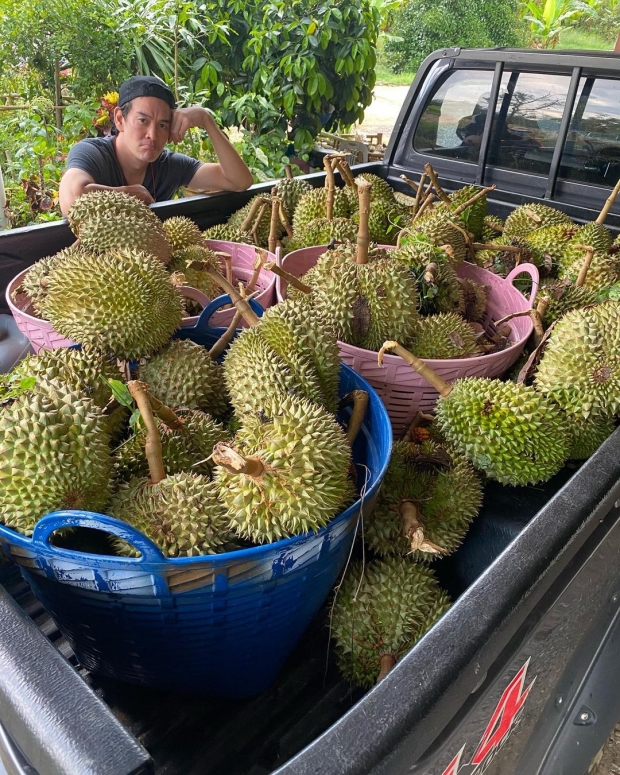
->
[374, 37, 416, 86]
[557, 28, 615, 50]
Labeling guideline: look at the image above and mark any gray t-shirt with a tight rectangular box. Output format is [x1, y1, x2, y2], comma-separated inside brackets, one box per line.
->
[66, 136, 202, 202]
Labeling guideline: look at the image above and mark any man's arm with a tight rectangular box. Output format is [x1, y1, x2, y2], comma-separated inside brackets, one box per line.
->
[171, 108, 254, 192]
[58, 168, 154, 216]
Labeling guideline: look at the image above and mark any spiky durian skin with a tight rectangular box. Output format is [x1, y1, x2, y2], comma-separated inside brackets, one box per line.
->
[109, 473, 232, 558]
[67, 190, 172, 265]
[352, 200, 410, 245]
[559, 251, 619, 292]
[0, 383, 112, 534]
[168, 244, 223, 313]
[139, 339, 229, 417]
[343, 173, 396, 211]
[525, 223, 578, 271]
[410, 209, 468, 262]
[283, 217, 358, 253]
[228, 195, 275, 248]
[163, 216, 203, 252]
[214, 396, 353, 544]
[476, 236, 545, 277]
[537, 280, 598, 325]
[19, 246, 85, 314]
[436, 378, 571, 485]
[40, 248, 184, 360]
[481, 215, 505, 243]
[274, 177, 313, 220]
[568, 415, 615, 460]
[560, 222, 613, 271]
[259, 298, 341, 413]
[534, 301, 620, 419]
[366, 441, 482, 559]
[114, 410, 231, 482]
[331, 557, 451, 689]
[412, 313, 479, 359]
[503, 203, 572, 238]
[446, 185, 487, 239]
[202, 223, 251, 243]
[292, 188, 350, 232]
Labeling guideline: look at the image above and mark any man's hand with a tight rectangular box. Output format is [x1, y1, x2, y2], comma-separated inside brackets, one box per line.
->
[169, 107, 212, 144]
[120, 184, 155, 205]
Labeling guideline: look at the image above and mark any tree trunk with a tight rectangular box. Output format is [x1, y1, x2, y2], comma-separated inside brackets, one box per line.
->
[53, 60, 63, 131]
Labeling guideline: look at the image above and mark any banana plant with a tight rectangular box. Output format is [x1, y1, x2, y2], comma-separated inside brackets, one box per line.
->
[522, 0, 593, 48]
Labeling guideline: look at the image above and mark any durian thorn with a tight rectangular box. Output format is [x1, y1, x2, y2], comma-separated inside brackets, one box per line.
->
[536, 297, 550, 319]
[472, 243, 521, 253]
[212, 442, 265, 477]
[339, 389, 369, 446]
[335, 158, 356, 188]
[284, 164, 293, 180]
[240, 197, 269, 233]
[411, 191, 435, 224]
[278, 201, 293, 237]
[596, 176, 620, 224]
[209, 310, 243, 359]
[575, 246, 594, 288]
[378, 341, 452, 397]
[127, 381, 166, 484]
[423, 262, 439, 285]
[355, 178, 373, 265]
[264, 261, 312, 294]
[147, 394, 184, 430]
[377, 654, 397, 683]
[205, 265, 260, 326]
[324, 156, 337, 220]
[268, 196, 281, 253]
[484, 216, 504, 233]
[251, 202, 270, 245]
[424, 163, 451, 205]
[496, 308, 544, 347]
[452, 185, 496, 217]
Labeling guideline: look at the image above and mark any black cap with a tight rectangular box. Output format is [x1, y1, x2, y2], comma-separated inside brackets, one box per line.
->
[118, 76, 176, 110]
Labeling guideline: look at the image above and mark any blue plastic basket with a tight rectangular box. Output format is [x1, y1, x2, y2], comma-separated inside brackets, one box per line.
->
[0, 298, 392, 697]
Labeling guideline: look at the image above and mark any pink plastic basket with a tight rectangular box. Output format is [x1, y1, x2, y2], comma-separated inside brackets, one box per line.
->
[277, 245, 539, 438]
[182, 240, 277, 328]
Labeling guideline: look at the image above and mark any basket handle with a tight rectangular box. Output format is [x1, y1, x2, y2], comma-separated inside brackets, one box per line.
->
[178, 284, 211, 310]
[504, 262, 540, 308]
[31, 511, 167, 563]
[191, 293, 264, 335]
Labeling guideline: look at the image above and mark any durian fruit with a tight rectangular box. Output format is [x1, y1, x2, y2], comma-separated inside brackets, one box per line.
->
[292, 187, 351, 233]
[343, 172, 396, 212]
[67, 190, 172, 265]
[0, 381, 112, 534]
[446, 184, 487, 239]
[274, 176, 313, 221]
[559, 250, 619, 292]
[410, 208, 469, 262]
[168, 244, 223, 312]
[365, 441, 482, 560]
[412, 313, 480, 359]
[475, 236, 545, 277]
[330, 557, 451, 688]
[17, 246, 86, 315]
[534, 301, 620, 419]
[481, 215, 505, 243]
[503, 203, 572, 238]
[202, 223, 251, 243]
[352, 199, 411, 245]
[40, 248, 184, 360]
[560, 222, 613, 269]
[163, 216, 203, 252]
[524, 223, 578, 271]
[213, 395, 354, 543]
[379, 342, 571, 486]
[139, 339, 229, 417]
[459, 277, 488, 322]
[114, 409, 230, 481]
[228, 195, 276, 248]
[568, 415, 615, 460]
[283, 217, 358, 253]
[536, 280, 597, 326]
[109, 473, 233, 557]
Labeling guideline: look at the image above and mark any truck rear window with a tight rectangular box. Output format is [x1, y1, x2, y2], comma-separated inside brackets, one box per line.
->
[558, 76, 620, 188]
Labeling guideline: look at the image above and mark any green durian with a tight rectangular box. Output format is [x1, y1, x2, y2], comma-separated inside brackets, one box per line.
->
[330, 557, 451, 689]
[524, 223, 578, 271]
[18, 246, 83, 314]
[412, 313, 480, 359]
[559, 251, 619, 292]
[480, 215, 505, 243]
[446, 184, 487, 239]
[163, 216, 203, 252]
[366, 441, 482, 559]
[229, 195, 276, 248]
[139, 339, 229, 417]
[214, 395, 353, 543]
[568, 415, 615, 460]
[534, 301, 620, 419]
[537, 280, 598, 325]
[343, 173, 396, 211]
[352, 199, 410, 245]
[168, 244, 223, 314]
[503, 203, 572, 238]
[409, 208, 469, 263]
[292, 188, 350, 232]
[202, 223, 251, 243]
[40, 248, 184, 360]
[274, 177, 313, 220]
[283, 217, 358, 253]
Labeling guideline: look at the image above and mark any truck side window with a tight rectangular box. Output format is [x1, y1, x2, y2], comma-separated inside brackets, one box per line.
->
[413, 69, 495, 163]
[486, 72, 571, 176]
[559, 77, 620, 187]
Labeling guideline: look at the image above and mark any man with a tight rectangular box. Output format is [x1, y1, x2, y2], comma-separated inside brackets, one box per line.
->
[59, 75, 253, 215]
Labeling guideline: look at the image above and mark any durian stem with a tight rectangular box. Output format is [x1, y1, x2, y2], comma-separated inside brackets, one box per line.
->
[268, 197, 281, 254]
[400, 172, 422, 194]
[472, 243, 522, 253]
[400, 500, 447, 555]
[575, 245, 594, 287]
[205, 266, 261, 326]
[336, 158, 357, 188]
[536, 297, 550, 320]
[440, 243, 456, 262]
[355, 178, 373, 265]
[596, 176, 620, 224]
[147, 394, 185, 430]
[284, 164, 293, 180]
[412, 172, 427, 217]
[378, 341, 453, 397]
[339, 390, 369, 446]
[450, 220, 476, 262]
[411, 191, 435, 223]
[423, 262, 438, 285]
[212, 442, 265, 477]
[395, 228, 408, 249]
[324, 156, 336, 220]
[251, 202, 270, 245]
[128, 381, 166, 485]
[278, 201, 294, 238]
[377, 654, 397, 682]
[208, 310, 243, 359]
[240, 197, 269, 233]
[246, 249, 267, 294]
[452, 185, 496, 217]
[264, 261, 312, 294]
[484, 216, 504, 233]
[424, 163, 451, 205]
[496, 308, 544, 347]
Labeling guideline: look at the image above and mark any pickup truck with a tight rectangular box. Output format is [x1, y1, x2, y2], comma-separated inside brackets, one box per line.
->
[2, 46, 620, 775]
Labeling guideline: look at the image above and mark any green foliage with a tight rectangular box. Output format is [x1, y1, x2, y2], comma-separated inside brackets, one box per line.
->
[384, 0, 525, 73]
[523, 0, 593, 48]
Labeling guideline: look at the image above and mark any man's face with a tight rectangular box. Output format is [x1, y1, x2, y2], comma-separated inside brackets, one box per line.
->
[114, 97, 172, 163]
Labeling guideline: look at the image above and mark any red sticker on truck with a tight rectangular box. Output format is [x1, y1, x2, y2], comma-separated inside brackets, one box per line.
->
[441, 658, 536, 775]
